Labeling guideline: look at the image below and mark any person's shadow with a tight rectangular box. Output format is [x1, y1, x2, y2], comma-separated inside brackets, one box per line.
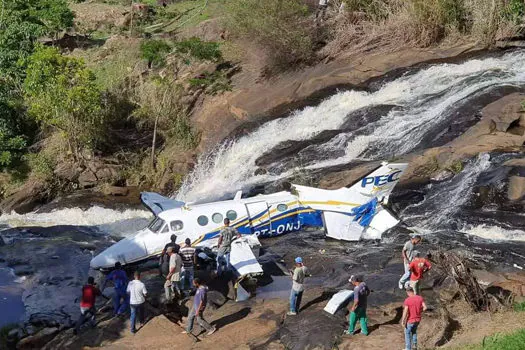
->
[194, 307, 251, 336]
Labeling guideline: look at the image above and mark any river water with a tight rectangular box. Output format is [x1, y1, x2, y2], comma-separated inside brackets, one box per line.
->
[2, 50, 525, 329]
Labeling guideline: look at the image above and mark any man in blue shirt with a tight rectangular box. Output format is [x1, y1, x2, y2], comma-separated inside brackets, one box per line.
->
[184, 278, 216, 337]
[102, 262, 129, 316]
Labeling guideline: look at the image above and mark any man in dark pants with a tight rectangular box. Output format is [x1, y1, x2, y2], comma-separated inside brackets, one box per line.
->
[159, 234, 180, 275]
[74, 276, 107, 335]
[102, 262, 129, 316]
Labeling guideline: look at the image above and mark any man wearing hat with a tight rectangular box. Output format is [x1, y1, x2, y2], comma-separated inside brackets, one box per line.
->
[287, 257, 309, 316]
[402, 285, 427, 350]
[345, 275, 370, 336]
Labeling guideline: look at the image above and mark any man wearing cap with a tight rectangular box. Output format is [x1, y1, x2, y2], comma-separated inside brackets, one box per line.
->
[402, 285, 427, 350]
[408, 251, 431, 295]
[345, 275, 370, 336]
[287, 257, 309, 316]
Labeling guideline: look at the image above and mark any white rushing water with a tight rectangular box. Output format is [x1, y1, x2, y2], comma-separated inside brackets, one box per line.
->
[462, 224, 525, 242]
[0, 206, 152, 236]
[401, 153, 492, 231]
[177, 51, 525, 202]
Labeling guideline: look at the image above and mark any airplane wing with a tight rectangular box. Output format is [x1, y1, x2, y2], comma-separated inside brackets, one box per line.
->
[140, 192, 185, 216]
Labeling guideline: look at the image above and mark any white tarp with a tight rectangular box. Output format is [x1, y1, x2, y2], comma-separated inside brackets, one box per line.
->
[324, 289, 354, 315]
[229, 235, 263, 276]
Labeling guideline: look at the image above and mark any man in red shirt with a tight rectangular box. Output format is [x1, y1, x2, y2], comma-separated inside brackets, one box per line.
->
[402, 286, 427, 350]
[74, 276, 104, 335]
[408, 251, 431, 295]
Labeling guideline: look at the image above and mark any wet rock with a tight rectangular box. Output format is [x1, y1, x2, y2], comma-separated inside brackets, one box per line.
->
[0, 235, 5, 246]
[78, 170, 98, 188]
[318, 162, 379, 189]
[507, 176, 525, 200]
[12, 264, 34, 276]
[481, 92, 525, 132]
[431, 170, 454, 182]
[16, 327, 59, 350]
[101, 185, 129, 196]
[0, 181, 47, 214]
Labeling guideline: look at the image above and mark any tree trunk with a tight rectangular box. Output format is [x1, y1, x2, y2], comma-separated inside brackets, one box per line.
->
[151, 114, 159, 170]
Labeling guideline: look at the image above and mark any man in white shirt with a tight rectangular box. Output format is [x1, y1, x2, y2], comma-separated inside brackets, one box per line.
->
[166, 246, 183, 303]
[127, 271, 147, 334]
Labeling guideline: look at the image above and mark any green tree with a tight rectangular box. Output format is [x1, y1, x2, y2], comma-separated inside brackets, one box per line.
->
[23, 45, 106, 159]
[0, 0, 74, 81]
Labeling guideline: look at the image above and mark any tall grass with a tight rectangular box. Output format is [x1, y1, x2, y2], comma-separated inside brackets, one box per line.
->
[325, 0, 523, 57]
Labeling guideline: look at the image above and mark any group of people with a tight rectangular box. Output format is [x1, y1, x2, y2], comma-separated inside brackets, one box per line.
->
[74, 218, 241, 337]
[287, 235, 431, 350]
[75, 264, 148, 335]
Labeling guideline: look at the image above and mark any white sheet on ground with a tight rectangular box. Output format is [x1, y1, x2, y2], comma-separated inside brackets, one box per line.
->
[324, 289, 354, 315]
[230, 235, 263, 276]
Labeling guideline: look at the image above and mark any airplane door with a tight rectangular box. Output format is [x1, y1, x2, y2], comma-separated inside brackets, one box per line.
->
[245, 201, 271, 236]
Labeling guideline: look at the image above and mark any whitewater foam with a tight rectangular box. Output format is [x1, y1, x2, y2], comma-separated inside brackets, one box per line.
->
[0, 206, 152, 236]
[178, 51, 525, 202]
[462, 224, 525, 242]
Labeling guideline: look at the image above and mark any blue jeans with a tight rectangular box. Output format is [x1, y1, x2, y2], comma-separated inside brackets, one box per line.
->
[216, 252, 230, 276]
[405, 322, 419, 350]
[181, 268, 194, 291]
[113, 289, 129, 315]
[130, 303, 145, 333]
[289, 290, 303, 313]
[399, 261, 411, 288]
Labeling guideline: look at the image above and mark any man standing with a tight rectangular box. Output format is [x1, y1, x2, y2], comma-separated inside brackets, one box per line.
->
[185, 278, 216, 336]
[74, 276, 105, 335]
[180, 238, 197, 293]
[159, 234, 179, 276]
[408, 251, 432, 295]
[398, 235, 422, 289]
[345, 275, 370, 336]
[127, 271, 148, 334]
[216, 218, 241, 276]
[166, 246, 183, 302]
[287, 257, 309, 316]
[402, 286, 427, 350]
[102, 262, 129, 316]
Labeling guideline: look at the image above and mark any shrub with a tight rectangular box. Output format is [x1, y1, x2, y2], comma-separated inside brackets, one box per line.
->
[140, 39, 172, 68]
[225, 0, 314, 70]
[173, 37, 222, 61]
[189, 70, 232, 95]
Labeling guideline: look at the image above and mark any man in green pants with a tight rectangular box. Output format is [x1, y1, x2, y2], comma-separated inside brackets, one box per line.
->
[345, 275, 370, 336]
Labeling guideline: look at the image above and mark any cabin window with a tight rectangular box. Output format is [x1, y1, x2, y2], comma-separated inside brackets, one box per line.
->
[277, 204, 288, 212]
[148, 217, 165, 233]
[170, 220, 184, 231]
[226, 210, 237, 221]
[212, 212, 224, 224]
[160, 224, 169, 233]
[197, 215, 209, 226]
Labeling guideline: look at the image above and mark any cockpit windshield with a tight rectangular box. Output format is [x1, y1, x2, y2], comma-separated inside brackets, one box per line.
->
[148, 217, 165, 233]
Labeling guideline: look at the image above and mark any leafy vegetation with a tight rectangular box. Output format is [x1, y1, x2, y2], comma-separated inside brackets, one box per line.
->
[174, 38, 222, 62]
[24, 45, 106, 158]
[189, 70, 232, 94]
[459, 329, 525, 350]
[140, 39, 172, 68]
[513, 301, 525, 312]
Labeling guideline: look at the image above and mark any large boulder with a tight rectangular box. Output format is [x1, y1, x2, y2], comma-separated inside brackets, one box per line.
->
[0, 180, 47, 214]
[507, 176, 525, 201]
[481, 92, 525, 132]
[78, 170, 98, 188]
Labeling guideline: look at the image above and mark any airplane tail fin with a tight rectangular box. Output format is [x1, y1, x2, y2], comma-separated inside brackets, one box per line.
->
[347, 162, 409, 205]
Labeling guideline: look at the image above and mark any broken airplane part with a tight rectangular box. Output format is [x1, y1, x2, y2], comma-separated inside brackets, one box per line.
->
[90, 162, 408, 272]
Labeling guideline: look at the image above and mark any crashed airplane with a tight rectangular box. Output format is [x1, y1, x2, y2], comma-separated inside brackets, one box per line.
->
[90, 162, 408, 275]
